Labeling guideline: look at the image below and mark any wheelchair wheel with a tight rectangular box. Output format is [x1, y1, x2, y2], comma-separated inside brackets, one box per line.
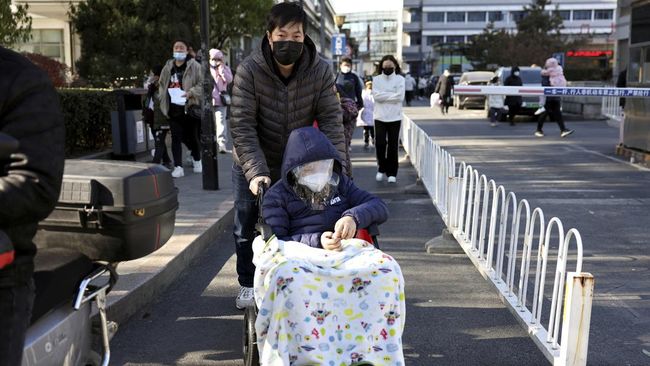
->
[242, 306, 259, 366]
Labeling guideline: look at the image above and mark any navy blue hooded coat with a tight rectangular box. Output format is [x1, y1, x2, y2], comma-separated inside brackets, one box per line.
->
[262, 127, 388, 248]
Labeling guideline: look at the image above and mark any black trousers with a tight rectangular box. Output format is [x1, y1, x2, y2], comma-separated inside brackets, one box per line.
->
[537, 99, 567, 132]
[375, 119, 402, 177]
[152, 128, 171, 164]
[507, 103, 521, 122]
[169, 114, 200, 167]
[363, 126, 374, 144]
[0, 263, 34, 366]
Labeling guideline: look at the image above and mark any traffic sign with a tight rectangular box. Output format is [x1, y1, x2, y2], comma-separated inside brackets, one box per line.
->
[332, 34, 346, 56]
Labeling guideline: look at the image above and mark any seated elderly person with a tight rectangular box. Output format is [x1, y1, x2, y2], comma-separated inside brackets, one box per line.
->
[262, 126, 388, 249]
[253, 127, 404, 366]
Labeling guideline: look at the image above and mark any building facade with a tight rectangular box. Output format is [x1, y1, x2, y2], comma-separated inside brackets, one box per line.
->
[13, 0, 83, 70]
[339, 10, 404, 77]
[403, 0, 617, 77]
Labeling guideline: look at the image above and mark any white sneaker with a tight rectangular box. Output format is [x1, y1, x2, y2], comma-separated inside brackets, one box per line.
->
[387, 176, 397, 183]
[534, 131, 544, 137]
[171, 166, 184, 178]
[534, 107, 546, 116]
[375, 172, 385, 182]
[560, 129, 574, 138]
[236, 286, 255, 310]
[193, 160, 202, 173]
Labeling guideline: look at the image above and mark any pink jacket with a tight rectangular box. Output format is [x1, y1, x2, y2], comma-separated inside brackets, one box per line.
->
[542, 58, 567, 87]
[210, 63, 233, 106]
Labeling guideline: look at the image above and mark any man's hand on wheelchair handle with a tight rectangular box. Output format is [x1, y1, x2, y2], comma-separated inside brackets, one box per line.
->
[249, 176, 271, 195]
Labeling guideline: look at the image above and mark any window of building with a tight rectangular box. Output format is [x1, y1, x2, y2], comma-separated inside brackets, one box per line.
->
[488, 11, 504, 22]
[511, 11, 527, 22]
[555, 10, 571, 21]
[427, 12, 445, 22]
[410, 9, 422, 22]
[409, 32, 422, 46]
[447, 12, 466, 22]
[446, 35, 465, 43]
[573, 10, 592, 20]
[427, 36, 444, 45]
[468, 12, 486, 22]
[594, 9, 613, 20]
[18, 29, 64, 62]
[628, 47, 641, 83]
[644, 47, 650, 83]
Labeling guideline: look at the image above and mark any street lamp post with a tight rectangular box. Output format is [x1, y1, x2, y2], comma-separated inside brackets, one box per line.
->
[334, 15, 346, 67]
[199, 0, 219, 190]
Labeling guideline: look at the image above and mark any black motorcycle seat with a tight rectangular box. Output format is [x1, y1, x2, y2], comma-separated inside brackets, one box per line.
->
[31, 247, 94, 324]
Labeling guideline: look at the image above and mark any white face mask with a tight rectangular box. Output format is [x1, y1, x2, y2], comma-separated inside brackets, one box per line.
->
[340, 65, 351, 74]
[298, 172, 331, 192]
[513, 71, 520, 76]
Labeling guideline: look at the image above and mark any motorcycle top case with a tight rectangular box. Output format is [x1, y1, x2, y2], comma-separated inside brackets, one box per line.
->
[34, 160, 178, 262]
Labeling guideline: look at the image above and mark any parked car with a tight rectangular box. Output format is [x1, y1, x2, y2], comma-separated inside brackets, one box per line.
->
[453, 71, 494, 109]
[490, 66, 542, 118]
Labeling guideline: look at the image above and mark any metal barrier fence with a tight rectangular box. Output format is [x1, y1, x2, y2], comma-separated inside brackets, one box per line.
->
[601, 96, 624, 122]
[401, 115, 594, 366]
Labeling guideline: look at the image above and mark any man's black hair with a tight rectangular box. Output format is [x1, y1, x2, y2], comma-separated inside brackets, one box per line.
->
[340, 57, 352, 64]
[266, 2, 307, 34]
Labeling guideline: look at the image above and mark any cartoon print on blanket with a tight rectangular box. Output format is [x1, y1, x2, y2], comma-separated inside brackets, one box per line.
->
[252, 236, 406, 366]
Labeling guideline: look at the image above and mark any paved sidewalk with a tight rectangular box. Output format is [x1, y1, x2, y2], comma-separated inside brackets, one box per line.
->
[110, 127, 547, 365]
[106, 153, 235, 324]
[405, 103, 650, 365]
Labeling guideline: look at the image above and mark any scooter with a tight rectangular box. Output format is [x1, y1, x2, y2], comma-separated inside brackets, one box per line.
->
[1, 132, 178, 366]
[0, 133, 114, 366]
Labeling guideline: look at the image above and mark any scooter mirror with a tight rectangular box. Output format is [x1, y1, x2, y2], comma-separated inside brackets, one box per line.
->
[0, 133, 19, 160]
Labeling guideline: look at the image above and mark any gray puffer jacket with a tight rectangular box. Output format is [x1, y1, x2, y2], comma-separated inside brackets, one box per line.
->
[230, 35, 345, 183]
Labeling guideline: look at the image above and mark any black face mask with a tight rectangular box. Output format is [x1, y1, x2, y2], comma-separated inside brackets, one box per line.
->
[383, 67, 394, 76]
[272, 40, 303, 66]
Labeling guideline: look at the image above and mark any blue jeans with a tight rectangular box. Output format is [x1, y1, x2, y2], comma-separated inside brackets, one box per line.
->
[232, 163, 257, 287]
[0, 262, 34, 366]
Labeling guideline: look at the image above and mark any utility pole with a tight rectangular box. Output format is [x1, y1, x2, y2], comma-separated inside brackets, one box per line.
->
[319, 0, 326, 55]
[200, 0, 219, 190]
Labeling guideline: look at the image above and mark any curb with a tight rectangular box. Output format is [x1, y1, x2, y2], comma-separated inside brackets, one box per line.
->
[105, 207, 235, 325]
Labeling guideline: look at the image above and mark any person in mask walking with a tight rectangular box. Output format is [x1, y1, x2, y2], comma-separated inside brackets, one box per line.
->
[372, 55, 405, 184]
[504, 66, 523, 125]
[335, 57, 363, 176]
[404, 73, 416, 106]
[209, 48, 233, 153]
[229, 2, 346, 309]
[159, 39, 203, 178]
[434, 70, 453, 114]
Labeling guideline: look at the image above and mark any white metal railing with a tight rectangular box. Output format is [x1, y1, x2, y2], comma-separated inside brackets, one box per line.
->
[601, 96, 624, 122]
[401, 115, 594, 366]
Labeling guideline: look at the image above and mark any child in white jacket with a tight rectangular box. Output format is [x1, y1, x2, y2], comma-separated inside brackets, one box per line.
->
[356, 81, 375, 148]
[487, 76, 505, 126]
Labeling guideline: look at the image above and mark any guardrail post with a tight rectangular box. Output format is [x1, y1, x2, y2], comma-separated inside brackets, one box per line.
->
[558, 272, 594, 366]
